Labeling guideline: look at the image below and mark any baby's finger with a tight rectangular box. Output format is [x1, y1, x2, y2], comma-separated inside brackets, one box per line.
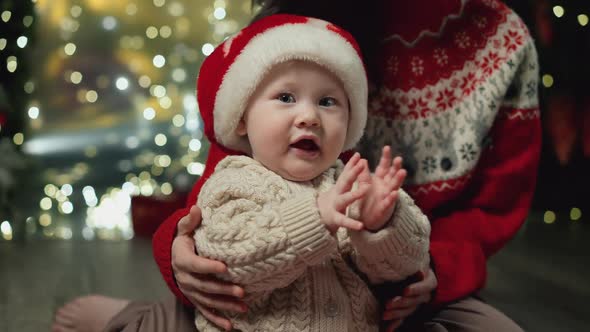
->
[386, 169, 407, 192]
[342, 152, 361, 172]
[375, 146, 392, 178]
[379, 190, 399, 212]
[335, 159, 365, 193]
[335, 184, 369, 211]
[334, 213, 364, 231]
[393, 156, 403, 171]
[195, 302, 233, 331]
[357, 160, 372, 186]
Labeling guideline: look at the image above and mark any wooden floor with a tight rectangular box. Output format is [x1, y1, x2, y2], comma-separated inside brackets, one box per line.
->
[1, 219, 589, 331]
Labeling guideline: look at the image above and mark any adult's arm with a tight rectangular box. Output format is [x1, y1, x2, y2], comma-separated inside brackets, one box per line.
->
[430, 39, 541, 305]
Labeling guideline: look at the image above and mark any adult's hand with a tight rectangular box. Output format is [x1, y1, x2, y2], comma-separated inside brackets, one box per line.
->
[172, 205, 247, 331]
[382, 267, 437, 332]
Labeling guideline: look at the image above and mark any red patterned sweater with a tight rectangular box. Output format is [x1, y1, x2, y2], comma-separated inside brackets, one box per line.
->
[153, 0, 541, 306]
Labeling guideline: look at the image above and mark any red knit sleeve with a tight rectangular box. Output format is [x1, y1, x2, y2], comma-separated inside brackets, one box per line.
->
[429, 106, 541, 305]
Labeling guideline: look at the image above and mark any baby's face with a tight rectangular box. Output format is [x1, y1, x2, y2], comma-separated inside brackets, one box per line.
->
[236, 60, 349, 181]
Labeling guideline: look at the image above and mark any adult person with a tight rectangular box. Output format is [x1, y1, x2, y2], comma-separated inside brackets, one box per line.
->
[53, 1, 541, 331]
[157, 1, 541, 331]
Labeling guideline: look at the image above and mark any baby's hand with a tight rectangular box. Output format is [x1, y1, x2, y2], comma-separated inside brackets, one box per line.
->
[359, 146, 407, 231]
[317, 153, 369, 233]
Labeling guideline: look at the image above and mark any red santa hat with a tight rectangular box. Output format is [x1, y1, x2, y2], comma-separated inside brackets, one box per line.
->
[197, 14, 368, 154]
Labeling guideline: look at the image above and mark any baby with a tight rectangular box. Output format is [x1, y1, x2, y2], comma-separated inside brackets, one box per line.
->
[193, 14, 430, 331]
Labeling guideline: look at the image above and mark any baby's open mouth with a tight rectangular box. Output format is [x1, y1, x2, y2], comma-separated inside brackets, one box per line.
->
[290, 139, 319, 151]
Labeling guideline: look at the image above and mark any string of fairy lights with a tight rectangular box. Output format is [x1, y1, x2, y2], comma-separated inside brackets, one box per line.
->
[540, 5, 588, 89]
[0, 1, 586, 241]
[538, 3, 587, 224]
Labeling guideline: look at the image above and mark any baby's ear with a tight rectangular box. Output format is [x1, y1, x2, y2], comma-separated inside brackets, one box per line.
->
[235, 118, 247, 136]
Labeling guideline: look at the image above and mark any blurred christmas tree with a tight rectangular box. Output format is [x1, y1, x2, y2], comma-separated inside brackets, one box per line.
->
[1, 0, 253, 241]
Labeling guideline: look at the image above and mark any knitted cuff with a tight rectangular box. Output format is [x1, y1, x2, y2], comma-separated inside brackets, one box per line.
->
[349, 189, 430, 282]
[280, 193, 337, 265]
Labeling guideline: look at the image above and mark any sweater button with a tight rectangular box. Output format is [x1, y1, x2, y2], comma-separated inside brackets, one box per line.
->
[440, 157, 453, 171]
[324, 298, 340, 317]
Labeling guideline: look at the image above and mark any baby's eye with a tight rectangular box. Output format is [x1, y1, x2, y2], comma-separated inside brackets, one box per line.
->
[319, 97, 337, 107]
[277, 93, 296, 103]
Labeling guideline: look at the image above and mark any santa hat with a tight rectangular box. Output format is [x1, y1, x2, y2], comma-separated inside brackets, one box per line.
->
[197, 14, 368, 154]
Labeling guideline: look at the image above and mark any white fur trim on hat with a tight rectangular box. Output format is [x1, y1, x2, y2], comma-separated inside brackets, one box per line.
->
[214, 22, 368, 153]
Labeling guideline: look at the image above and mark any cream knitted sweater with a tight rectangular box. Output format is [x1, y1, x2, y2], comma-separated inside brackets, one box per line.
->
[194, 156, 431, 332]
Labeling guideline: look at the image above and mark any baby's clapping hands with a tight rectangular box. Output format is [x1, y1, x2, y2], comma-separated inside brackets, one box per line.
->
[355, 146, 407, 231]
[317, 147, 406, 233]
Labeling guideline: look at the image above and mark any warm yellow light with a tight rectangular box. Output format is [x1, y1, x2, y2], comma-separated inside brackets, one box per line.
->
[1, 11, 11, 23]
[553, 6, 565, 18]
[161, 182, 173, 195]
[39, 214, 52, 227]
[542, 74, 554, 88]
[45, 184, 58, 197]
[23, 16, 34, 27]
[578, 14, 589, 26]
[86, 90, 98, 103]
[139, 75, 152, 88]
[1, 221, 12, 240]
[155, 155, 171, 167]
[159, 96, 172, 109]
[126, 3, 138, 16]
[155, 134, 168, 146]
[146, 26, 158, 39]
[24, 81, 35, 94]
[71, 71, 83, 84]
[64, 43, 76, 55]
[70, 5, 83, 18]
[13, 133, 24, 145]
[160, 26, 172, 38]
[152, 85, 166, 98]
[172, 114, 185, 127]
[570, 208, 582, 221]
[40, 197, 52, 210]
[7, 56, 17, 73]
[543, 211, 556, 224]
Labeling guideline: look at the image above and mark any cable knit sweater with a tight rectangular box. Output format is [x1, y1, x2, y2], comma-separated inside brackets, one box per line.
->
[193, 156, 430, 332]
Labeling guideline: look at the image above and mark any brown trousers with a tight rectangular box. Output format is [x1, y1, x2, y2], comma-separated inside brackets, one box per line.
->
[104, 296, 523, 332]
